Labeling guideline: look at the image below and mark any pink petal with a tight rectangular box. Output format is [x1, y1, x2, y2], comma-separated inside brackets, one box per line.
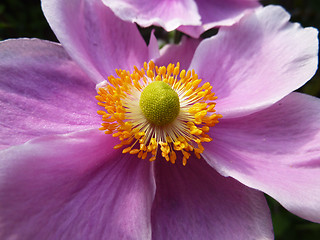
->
[196, 0, 259, 26]
[0, 130, 155, 239]
[0, 39, 100, 149]
[148, 30, 160, 61]
[42, 0, 155, 84]
[102, 0, 201, 31]
[190, 5, 318, 118]
[204, 93, 320, 223]
[102, 0, 259, 38]
[155, 36, 201, 70]
[151, 158, 273, 239]
[178, 0, 260, 38]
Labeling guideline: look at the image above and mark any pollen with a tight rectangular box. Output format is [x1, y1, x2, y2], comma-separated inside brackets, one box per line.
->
[96, 61, 222, 166]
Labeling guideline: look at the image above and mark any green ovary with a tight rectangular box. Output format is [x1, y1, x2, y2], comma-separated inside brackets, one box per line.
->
[139, 81, 180, 126]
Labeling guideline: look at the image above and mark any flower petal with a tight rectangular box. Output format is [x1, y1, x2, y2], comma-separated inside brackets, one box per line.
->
[190, 5, 318, 118]
[0, 39, 100, 149]
[204, 93, 320, 223]
[42, 0, 154, 83]
[148, 30, 160, 61]
[102, 0, 201, 32]
[155, 36, 201, 70]
[178, 0, 260, 38]
[0, 130, 155, 240]
[151, 158, 273, 239]
[102, 0, 259, 38]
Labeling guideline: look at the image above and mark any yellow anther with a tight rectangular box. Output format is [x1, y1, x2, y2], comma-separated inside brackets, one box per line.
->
[195, 110, 207, 119]
[150, 138, 157, 145]
[192, 79, 202, 88]
[159, 66, 166, 76]
[114, 113, 125, 120]
[207, 104, 216, 112]
[168, 76, 174, 85]
[173, 66, 180, 76]
[148, 60, 155, 70]
[122, 147, 132, 154]
[186, 89, 194, 96]
[192, 73, 198, 80]
[200, 137, 212, 142]
[122, 138, 134, 145]
[180, 69, 186, 79]
[195, 152, 201, 159]
[167, 63, 174, 75]
[95, 95, 105, 102]
[97, 110, 106, 115]
[135, 131, 145, 139]
[114, 144, 123, 149]
[130, 149, 140, 154]
[142, 151, 148, 159]
[201, 126, 210, 132]
[182, 157, 187, 166]
[197, 90, 208, 98]
[140, 144, 147, 151]
[190, 127, 202, 135]
[112, 132, 122, 137]
[170, 151, 177, 164]
[186, 70, 191, 79]
[147, 69, 154, 79]
[155, 75, 161, 81]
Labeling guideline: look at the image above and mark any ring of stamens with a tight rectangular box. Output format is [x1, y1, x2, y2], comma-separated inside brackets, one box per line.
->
[96, 61, 222, 166]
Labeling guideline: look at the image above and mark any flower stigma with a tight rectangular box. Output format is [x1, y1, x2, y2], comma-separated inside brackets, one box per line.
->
[140, 81, 180, 126]
[96, 61, 222, 166]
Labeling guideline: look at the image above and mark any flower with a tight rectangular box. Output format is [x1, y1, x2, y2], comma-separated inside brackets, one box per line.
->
[102, 0, 260, 37]
[0, 1, 319, 239]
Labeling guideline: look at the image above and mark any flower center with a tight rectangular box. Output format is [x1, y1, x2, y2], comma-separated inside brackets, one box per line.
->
[96, 61, 222, 165]
[139, 81, 180, 126]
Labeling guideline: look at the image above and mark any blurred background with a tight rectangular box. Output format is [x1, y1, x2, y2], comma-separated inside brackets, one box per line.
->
[0, 0, 319, 239]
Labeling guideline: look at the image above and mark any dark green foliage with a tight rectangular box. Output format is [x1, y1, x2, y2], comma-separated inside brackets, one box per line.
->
[267, 196, 320, 239]
[0, 0, 56, 41]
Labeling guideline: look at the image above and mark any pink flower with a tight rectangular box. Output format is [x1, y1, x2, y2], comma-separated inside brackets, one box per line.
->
[0, 0, 319, 239]
[102, 0, 260, 37]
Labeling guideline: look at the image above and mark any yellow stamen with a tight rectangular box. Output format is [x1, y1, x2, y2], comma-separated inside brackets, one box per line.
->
[96, 61, 222, 165]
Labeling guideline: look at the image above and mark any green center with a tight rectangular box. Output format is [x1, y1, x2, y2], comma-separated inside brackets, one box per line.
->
[139, 81, 180, 126]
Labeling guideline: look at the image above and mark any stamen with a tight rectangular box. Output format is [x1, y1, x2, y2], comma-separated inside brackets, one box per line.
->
[96, 61, 222, 166]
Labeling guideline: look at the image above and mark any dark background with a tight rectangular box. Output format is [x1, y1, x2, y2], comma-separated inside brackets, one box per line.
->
[0, 0, 319, 239]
